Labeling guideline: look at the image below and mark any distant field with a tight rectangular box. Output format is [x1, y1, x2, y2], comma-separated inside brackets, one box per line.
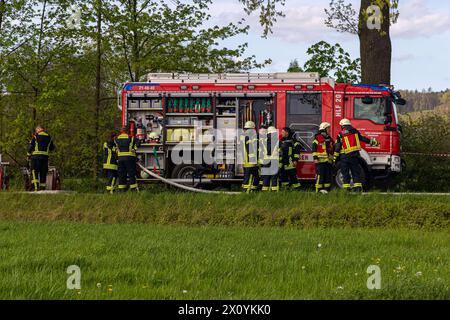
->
[0, 221, 448, 300]
[0, 192, 449, 229]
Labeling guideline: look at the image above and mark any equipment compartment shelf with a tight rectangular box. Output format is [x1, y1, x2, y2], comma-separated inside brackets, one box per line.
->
[166, 113, 214, 116]
[139, 143, 163, 147]
[128, 108, 163, 111]
[216, 114, 236, 117]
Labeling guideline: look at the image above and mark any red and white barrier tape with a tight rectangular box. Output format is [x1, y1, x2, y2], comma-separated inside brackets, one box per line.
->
[402, 152, 450, 158]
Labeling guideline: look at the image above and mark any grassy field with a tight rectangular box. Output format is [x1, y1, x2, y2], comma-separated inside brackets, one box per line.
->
[0, 192, 449, 229]
[0, 220, 448, 300]
[0, 191, 448, 300]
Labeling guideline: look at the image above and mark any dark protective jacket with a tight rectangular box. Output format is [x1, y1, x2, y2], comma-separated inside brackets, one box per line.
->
[280, 137, 297, 170]
[334, 126, 372, 159]
[28, 131, 55, 159]
[103, 141, 118, 170]
[114, 133, 138, 160]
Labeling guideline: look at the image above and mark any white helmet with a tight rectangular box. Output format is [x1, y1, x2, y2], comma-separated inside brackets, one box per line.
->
[319, 122, 331, 131]
[244, 121, 256, 129]
[339, 119, 352, 127]
[149, 132, 160, 140]
[267, 126, 278, 134]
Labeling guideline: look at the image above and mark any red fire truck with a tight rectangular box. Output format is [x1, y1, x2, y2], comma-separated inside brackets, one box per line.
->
[119, 72, 405, 189]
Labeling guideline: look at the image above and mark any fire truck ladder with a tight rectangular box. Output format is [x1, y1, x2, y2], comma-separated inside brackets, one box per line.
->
[146, 72, 335, 85]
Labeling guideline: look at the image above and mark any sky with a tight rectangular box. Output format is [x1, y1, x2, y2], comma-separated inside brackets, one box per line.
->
[201, 0, 450, 91]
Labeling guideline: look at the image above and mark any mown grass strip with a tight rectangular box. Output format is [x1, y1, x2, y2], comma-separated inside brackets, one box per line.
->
[0, 192, 448, 229]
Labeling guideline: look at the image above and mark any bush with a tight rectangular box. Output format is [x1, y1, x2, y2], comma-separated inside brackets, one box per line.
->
[395, 113, 450, 192]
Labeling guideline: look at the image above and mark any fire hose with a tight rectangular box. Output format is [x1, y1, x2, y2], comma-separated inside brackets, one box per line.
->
[137, 162, 240, 195]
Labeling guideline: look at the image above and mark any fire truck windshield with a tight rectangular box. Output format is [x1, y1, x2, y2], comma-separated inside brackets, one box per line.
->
[354, 97, 388, 125]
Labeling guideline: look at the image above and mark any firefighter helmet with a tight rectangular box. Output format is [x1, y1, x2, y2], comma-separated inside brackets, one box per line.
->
[244, 121, 256, 129]
[149, 132, 160, 141]
[319, 122, 331, 131]
[339, 119, 352, 127]
[267, 126, 278, 134]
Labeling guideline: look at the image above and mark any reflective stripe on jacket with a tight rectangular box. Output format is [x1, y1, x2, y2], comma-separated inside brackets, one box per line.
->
[334, 126, 371, 157]
[312, 133, 334, 163]
[280, 138, 296, 170]
[103, 142, 118, 170]
[115, 133, 137, 158]
[28, 131, 54, 157]
[240, 131, 258, 168]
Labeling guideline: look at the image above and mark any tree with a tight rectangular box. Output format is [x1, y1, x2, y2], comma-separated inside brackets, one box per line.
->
[0, 0, 272, 179]
[289, 41, 361, 83]
[287, 59, 302, 72]
[325, 0, 400, 85]
[237, 0, 286, 37]
[441, 90, 450, 106]
[105, 0, 269, 82]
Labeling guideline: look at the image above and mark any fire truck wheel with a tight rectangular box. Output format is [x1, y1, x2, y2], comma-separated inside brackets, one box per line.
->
[171, 164, 202, 180]
[334, 162, 367, 190]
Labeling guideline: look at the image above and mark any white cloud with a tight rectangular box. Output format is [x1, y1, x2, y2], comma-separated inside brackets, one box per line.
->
[207, 1, 354, 43]
[393, 53, 415, 62]
[391, 0, 450, 39]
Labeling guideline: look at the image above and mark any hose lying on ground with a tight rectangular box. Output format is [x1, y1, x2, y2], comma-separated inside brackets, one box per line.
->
[138, 163, 240, 195]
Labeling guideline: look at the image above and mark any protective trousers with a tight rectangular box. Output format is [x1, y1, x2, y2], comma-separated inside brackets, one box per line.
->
[340, 156, 363, 191]
[315, 162, 333, 192]
[118, 157, 138, 192]
[104, 169, 118, 193]
[242, 167, 259, 193]
[31, 157, 48, 191]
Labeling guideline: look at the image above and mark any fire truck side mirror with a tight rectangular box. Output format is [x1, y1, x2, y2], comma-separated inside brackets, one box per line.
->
[396, 98, 406, 106]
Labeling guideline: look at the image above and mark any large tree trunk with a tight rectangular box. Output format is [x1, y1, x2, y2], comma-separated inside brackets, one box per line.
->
[358, 0, 392, 85]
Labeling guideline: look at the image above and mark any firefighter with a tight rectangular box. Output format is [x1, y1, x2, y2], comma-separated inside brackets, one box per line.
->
[261, 126, 280, 192]
[27, 126, 55, 191]
[103, 133, 118, 194]
[115, 127, 139, 192]
[312, 122, 334, 194]
[279, 127, 301, 190]
[240, 121, 259, 193]
[334, 119, 380, 192]
[257, 126, 268, 190]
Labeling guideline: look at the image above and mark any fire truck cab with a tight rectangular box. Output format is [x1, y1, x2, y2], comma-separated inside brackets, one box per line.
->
[119, 72, 405, 189]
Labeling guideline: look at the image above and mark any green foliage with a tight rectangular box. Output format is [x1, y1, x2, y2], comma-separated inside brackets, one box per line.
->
[291, 41, 361, 83]
[238, 0, 286, 37]
[287, 59, 302, 72]
[441, 90, 450, 105]
[395, 113, 450, 192]
[0, 0, 268, 179]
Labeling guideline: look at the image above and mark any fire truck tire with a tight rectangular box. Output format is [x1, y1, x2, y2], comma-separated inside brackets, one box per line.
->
[334, 162, 367, 190]
[171, 164, 202, 180]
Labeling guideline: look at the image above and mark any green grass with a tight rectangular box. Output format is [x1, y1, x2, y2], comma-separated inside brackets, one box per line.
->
[0, 220, 448, 300]
[0, 192, 448, 229]
[0, 192, 448, 299]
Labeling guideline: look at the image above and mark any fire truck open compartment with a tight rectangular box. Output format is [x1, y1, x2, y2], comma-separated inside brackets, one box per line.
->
[121, 73, 404, 188]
